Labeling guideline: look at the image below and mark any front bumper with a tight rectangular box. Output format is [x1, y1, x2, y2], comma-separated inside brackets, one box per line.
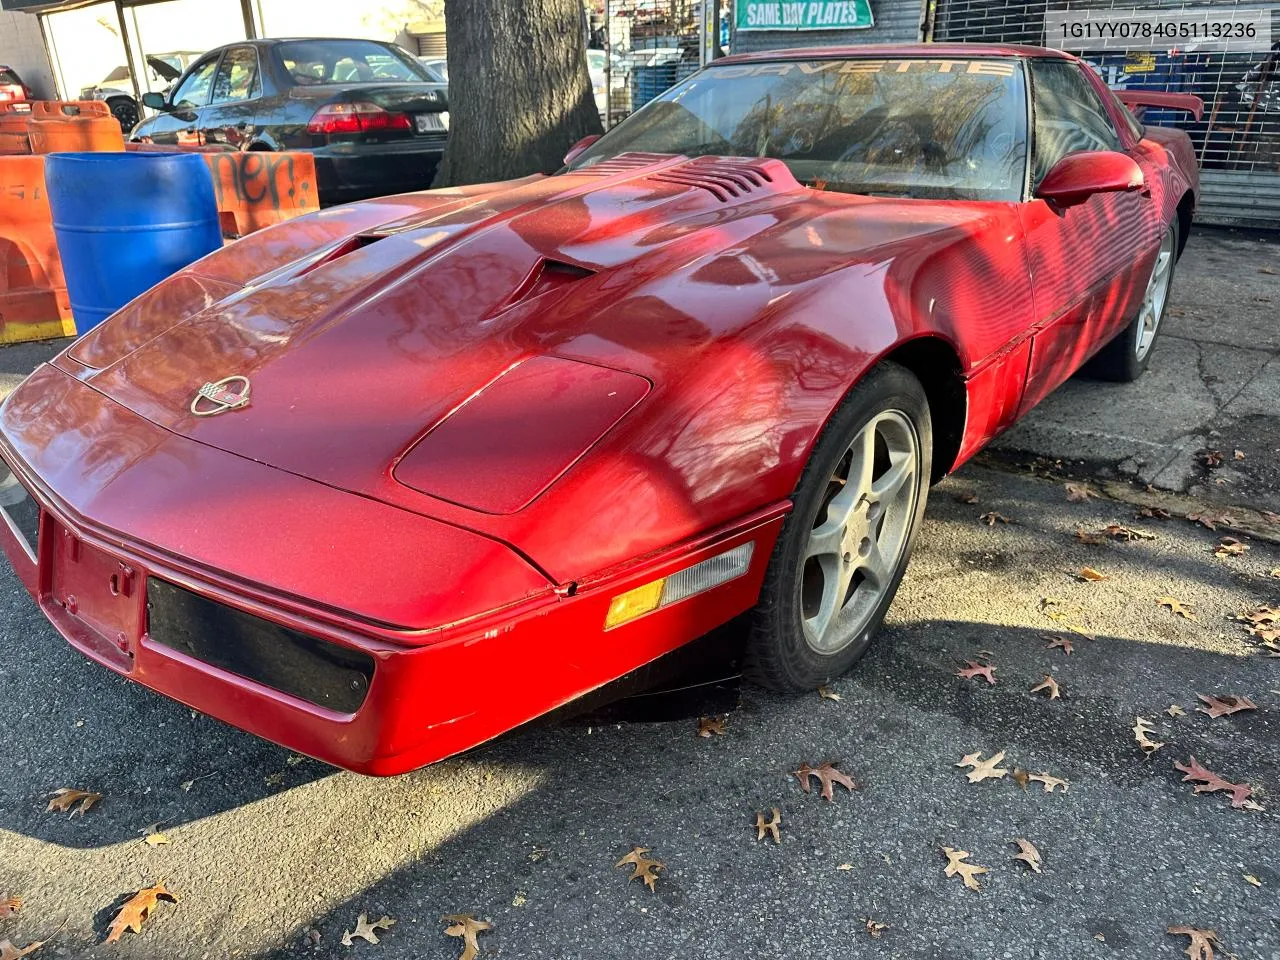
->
[0, 368, 782, 775]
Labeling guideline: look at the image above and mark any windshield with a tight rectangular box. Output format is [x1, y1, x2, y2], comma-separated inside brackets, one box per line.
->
[276, 40, 429, 85]
[568, 58, 1028, 201]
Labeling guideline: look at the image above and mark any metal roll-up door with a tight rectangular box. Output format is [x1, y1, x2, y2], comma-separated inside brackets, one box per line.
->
[931, 0, 1280, 228]
[414, 33, 446, 58]
[730, 0, 925, 55]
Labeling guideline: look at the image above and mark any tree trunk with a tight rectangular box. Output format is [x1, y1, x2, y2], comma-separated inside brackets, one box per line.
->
[434, 0, 604, 187]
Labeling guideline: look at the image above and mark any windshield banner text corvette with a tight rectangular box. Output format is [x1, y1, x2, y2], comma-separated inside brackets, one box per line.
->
[736, 0, 874, 31]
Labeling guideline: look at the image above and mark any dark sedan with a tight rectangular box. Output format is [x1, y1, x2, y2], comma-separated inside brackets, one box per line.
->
[132, 38, 448, 204]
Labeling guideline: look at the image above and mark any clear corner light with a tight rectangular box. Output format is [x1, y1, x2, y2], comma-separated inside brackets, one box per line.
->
[604, 542, 754, 630]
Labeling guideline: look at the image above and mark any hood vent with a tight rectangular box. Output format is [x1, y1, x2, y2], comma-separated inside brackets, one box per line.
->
[649, 156, 790, 203]
[503, 258, 595, 309]
[294, 232, 387, 278]
[576, 152, 680, 176]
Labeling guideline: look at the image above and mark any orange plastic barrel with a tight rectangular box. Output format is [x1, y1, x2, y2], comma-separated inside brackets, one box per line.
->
[28, 101, 123, 154]
[0, 102, 32, 155]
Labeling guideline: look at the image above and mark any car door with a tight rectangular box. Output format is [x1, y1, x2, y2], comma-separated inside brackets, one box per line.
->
[148, 52, 220, 146]
[1017, 58, 1156, 415]
[202, 45, 261, 148]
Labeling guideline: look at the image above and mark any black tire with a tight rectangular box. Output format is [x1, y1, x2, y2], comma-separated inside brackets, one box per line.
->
[1083, 218, 1180, 383]
[744, 362, 932, 692]
[108, 98, 140, 134]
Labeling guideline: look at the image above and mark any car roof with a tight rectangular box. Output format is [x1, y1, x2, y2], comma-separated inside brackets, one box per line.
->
[715, 42, 1075, 66]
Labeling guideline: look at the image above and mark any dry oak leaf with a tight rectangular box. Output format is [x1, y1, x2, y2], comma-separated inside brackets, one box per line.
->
[1167, 704, 1187, 717]
[1213, 537, 1249, 558]
[1077, 567, 1108, 582]
[1104, 524, 1155, 541]
[0, 897, 19, 919]
[1045, 635, 1074, 655]
[341, 914, 395, 946]
[793, 762, 857, 801]
[956, 750, 1009, 783]
[105, 883, 178, 943]
[755, 808, 781, 844]
[1074, 528, 1108, 545]
[1158, 596, 1197, 621]
[1064, 482, 1093, 502]
[1196, 694, 1257, 719]
[1012, 767, 1030, 789]
[1012, 837, 1042, 873]
[956, 661, 996, 684]
[45, 788, 100, 818]
[1187, 510, 1235, 531]
[1138, 506, 1172, 520]
[0, 940, 43, 960]
[1133, 717, 1165, 756]
[1028, 772, 1069, 793]
[1174, 756, 1263, 811]
[1167, 926, 1219, 960]
[1238, 605, 1278, 626]
[941, 847, 988, 891]
[1030, 675, 1061, 700]
[615, 847, 663, 891]
[441, 915, 492, 960]
[817, 685, 841, 701]
[697, 716, 726, 738]
[978, 511, 1010, 526]
[864, 918, 888, 938]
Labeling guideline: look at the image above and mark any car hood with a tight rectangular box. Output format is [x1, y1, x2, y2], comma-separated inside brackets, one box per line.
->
[54, 154, 976, 578]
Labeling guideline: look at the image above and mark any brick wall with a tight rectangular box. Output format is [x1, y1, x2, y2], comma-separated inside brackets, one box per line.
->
[0, 9, 55, 97]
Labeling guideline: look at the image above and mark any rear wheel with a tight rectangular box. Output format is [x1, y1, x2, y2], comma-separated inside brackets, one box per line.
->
[1084, 220, 1178, 382]
[744, 362, 931, 691]
[108, 97, 140, 133]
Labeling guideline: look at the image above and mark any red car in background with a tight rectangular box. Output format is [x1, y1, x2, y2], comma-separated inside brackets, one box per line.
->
[0, 66, 33, 103]
[0, 44, 1199, 774]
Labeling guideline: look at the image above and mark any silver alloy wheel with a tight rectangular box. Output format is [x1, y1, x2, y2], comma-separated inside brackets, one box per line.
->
[1135, 226, 1175, 362]
[800, 409, 920, 654]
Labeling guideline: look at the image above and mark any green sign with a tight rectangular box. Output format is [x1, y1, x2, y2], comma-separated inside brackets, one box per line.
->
[736, 0, 874, 31]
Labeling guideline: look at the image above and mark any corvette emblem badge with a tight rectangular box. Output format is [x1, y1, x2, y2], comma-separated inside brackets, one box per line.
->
[190, 375, 251, 416]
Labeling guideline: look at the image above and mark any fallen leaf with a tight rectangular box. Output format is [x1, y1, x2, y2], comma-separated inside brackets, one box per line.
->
[1167, 925, 1219, 960]
[0, 939, 43, 960]
[1044, 635, 1074, 655]
[0, 897, 19, 919]
[864, 918, 888, 938]
[836, 863, 853, 870]
[1238, 605, 1278, 626]
[45, 788, 101, 818]
[1030, 675, 1061, 700]
[1174, 756, 1263, 811]
[1133, 717, 1165, 756]
[817, 686, 841, 702]
[341, 913, 395, 947]
[615, 847, 663, 891]
[1158, 596, 1197, 621]
[1202, 450, 1224, 468]
[1064, 482, 1093, 502]
[1012, 767, 1030, 789]
[1077, 567, 1108, 582]
[1187, 510, 1234, 531]
[1243, 874, 1261, 888]
[106, 884, 178, 943]
[1105, 523, 1155, 541]
[697, 716, 726, 738]
[1028, 772, 1069, 793]
[1195, 694, 1257, 719]
[978, 511, 1010, 526]
[143, 831, 170, 847]
[793, 762, 857, 801]
[956, 750, 1009, 783]
[1138, 506, 1172, 520]
[941, 847, 988, 891]
[755, 808, 781, 844]
[1074, 528, 1108, 545]
[956, 660, 996, 684]
[441, 915, 492, 960]
[1213, 536, 1249, 558]
[1167, 704, 1187, 717]
[1233, 449, 1246, 461]
[1012, 837, 1042, 873]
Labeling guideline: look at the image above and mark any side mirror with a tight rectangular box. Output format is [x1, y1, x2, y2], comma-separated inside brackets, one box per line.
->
[140, 92, 168, 110]
[1035, 150, 1144, 210]
[563, 134, 601, 166]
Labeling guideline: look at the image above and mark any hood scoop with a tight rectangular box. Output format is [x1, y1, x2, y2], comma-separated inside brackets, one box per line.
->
[577, 151, 682, 176]
[648, 156, 796, 203]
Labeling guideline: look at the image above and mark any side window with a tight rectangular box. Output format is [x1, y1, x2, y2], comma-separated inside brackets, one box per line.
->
[1030, 60, 1122, 186]
[172, 56, 220, 109]
[211, 47, 259, 104]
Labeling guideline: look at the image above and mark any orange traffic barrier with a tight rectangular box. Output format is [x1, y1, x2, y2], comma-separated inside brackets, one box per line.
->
[0, 154, 76, 343]
[205, 151, 318, 235]
[0, 103, 32, 155]
[28, 100, 123, 154]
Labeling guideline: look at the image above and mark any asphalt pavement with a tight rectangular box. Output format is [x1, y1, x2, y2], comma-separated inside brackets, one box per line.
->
[0, 227, 1276, 960]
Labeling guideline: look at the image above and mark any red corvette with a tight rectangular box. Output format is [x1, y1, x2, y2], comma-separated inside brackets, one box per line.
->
[0, 45, 1198, 774]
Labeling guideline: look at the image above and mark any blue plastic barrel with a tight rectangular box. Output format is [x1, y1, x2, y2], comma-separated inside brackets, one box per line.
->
[44, 152, 222, 334]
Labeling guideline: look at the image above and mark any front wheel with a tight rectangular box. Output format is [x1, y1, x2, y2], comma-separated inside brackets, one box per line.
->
[744, 362, 932, 692]
[1084, 219, 1179, 382]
